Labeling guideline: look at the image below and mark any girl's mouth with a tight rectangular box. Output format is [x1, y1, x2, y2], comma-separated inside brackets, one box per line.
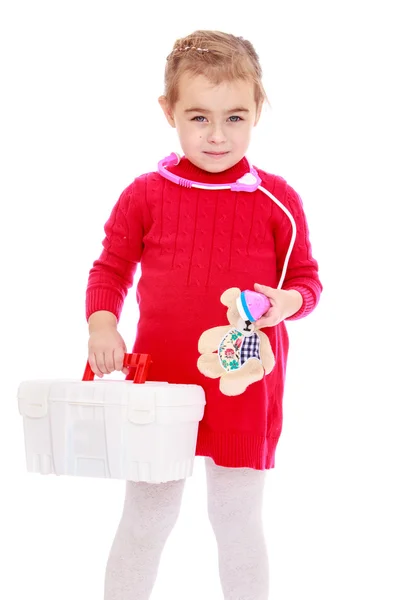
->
[204, 151, 229, 158]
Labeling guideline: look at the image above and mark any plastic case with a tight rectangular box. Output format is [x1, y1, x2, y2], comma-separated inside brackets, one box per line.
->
[17, 354, 206, 484]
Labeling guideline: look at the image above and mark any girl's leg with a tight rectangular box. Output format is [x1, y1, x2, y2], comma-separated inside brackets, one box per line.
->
[104, 477, 186, 600]
[205, 457, 269, 600]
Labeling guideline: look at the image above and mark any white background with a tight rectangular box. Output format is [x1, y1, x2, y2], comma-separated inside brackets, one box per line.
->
[1, 1, 399, 599]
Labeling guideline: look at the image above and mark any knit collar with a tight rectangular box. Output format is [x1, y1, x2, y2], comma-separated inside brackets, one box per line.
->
[167, 155, 251, 184]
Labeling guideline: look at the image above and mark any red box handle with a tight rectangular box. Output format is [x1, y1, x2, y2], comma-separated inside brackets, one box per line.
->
[82, 353, 152, 384]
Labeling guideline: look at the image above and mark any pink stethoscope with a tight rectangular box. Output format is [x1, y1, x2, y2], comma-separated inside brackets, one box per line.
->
[158, 153, 297, 322]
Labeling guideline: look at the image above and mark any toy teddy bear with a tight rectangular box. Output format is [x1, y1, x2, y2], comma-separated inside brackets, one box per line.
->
[197, 288, 276, 396]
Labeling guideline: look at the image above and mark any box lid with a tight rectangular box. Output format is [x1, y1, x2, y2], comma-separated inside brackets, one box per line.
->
[18, 380, 206, 415]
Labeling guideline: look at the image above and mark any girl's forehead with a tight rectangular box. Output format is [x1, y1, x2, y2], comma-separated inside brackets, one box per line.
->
[176, 72, 256, 108]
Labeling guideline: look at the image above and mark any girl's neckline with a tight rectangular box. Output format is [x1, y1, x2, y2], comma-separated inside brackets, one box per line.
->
[166, 155, 251, 184]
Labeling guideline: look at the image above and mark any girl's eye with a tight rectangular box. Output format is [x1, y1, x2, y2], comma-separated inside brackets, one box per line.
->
[191, 116, 243, 123]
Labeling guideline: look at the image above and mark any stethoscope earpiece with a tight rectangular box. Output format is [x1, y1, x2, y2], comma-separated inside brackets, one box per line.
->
[170, 152, 181, 166]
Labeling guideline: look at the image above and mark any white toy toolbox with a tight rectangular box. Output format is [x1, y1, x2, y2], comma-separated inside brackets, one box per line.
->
[18, 353, 206, 484]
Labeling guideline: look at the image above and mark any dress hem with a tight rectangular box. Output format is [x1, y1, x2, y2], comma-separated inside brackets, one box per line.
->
[195, 427, 279, 470]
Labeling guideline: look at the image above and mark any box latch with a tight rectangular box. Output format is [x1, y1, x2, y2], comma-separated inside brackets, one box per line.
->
[18, 382, 49, 418]
[127, 392, 156, 425]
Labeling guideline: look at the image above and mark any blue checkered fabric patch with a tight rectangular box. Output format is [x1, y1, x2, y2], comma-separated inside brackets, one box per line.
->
[240, 334, 261, 365]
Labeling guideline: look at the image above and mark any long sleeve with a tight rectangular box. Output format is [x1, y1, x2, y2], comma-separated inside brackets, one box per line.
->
[273, 183, 322, 320]
[85, 179, 144, 322]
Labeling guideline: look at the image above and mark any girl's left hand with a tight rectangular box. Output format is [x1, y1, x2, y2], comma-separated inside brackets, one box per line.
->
[253, 283, 303, 328]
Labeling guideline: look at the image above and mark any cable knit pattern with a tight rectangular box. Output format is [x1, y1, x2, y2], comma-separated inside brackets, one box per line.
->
[86, 157, 322, 470]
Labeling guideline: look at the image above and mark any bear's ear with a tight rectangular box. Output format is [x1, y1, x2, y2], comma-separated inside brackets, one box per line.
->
[220, 287, 241, 307]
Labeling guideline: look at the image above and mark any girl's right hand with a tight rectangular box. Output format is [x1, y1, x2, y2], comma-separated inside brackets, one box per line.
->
[88, 327, 129, 378]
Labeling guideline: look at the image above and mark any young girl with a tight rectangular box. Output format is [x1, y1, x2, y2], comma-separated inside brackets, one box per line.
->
[86, 30, 322, 600]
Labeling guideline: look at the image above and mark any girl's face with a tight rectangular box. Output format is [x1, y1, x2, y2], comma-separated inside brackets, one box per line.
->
[159, 72, 261, 173]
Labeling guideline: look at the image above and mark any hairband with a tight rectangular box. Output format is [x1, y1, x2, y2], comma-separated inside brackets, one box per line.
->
[176, 46, 209, 53]
[166, 45, 210, 61]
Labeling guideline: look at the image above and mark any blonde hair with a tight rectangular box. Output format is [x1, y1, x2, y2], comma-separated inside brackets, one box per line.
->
[164, 30, 268, 109]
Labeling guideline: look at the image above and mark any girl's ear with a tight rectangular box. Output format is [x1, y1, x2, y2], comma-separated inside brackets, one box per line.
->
[158, 96, 176, 128]
[220, 288, 241, 307]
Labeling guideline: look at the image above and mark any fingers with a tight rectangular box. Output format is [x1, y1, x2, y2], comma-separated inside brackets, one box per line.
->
[88, 349, 128, 378]
[253, 284, 282, 326]
[114, 347, 125, 372]
[115, 345, 129, 375]
[87, 331, 128, 378]
[105, 351, 116, 374]
[254, 283, 274, 296]
[255, 316, 276, 328]
[254, 308, 280, 328]
[88, 351, 114, 377]
[88, 353, 103, 378]
[94, 352, 112, 375]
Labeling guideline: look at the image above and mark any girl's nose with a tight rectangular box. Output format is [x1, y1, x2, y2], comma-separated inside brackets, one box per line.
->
[207, 126, 227, 144]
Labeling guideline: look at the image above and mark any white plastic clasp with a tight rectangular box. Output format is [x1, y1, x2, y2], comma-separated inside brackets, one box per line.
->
[17, 381, 50, 418]
[128, 391, 156, 425]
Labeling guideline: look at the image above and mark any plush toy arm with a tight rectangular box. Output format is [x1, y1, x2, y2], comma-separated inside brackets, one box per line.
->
[197, 354, 225, 378]
[198, 326, 231, 354]
[258, 331, 276, 374]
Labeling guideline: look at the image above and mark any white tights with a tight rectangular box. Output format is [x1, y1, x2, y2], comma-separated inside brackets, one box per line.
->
[104, 457, 269, 600]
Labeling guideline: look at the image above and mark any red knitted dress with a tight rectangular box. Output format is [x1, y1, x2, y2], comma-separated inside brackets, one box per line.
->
[86, 156, 322, 469]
